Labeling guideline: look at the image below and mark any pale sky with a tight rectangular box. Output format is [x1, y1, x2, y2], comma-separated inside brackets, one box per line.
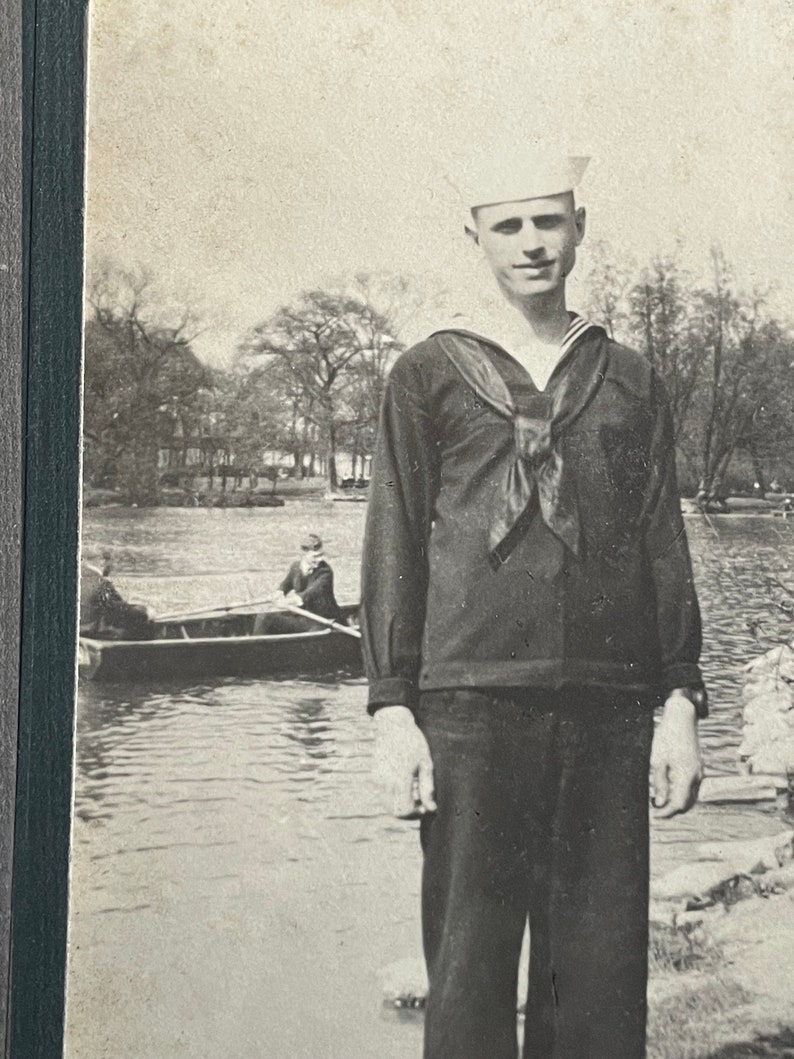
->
[85, 0, 793, 365]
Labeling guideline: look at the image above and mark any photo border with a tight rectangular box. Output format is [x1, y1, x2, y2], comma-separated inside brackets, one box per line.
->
[3, 1, 86, 1054]
[0, 0, 23, 1052]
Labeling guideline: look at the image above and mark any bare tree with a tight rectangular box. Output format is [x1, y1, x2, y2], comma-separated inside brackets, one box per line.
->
[583, 240, 631, 340]
[689, 251, 781, 500]
[83, 263, 211, 504]
[240, 283, 405, 489]
[626, 255, 705, 441]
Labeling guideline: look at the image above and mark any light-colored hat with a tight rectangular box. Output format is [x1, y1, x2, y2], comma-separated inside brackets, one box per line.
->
[459, 150, 590, 220]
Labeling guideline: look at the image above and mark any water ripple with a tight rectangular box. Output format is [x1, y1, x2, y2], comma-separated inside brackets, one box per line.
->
[67, 505, 794, 1059]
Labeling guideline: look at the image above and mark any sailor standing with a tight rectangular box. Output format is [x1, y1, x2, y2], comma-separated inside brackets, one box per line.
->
[361, 150, 706, 1059]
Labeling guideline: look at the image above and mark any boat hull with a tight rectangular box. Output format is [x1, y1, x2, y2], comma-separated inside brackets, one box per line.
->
[79, 606, 363, 682]
[80, 628, 363, 682]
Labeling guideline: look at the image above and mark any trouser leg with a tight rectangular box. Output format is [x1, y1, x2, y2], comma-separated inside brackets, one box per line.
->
[252, 612, 315, 634]
[522, 702, 654, 1059]
[416, 692, 653, 1059]
[417, 692, 531, 1059]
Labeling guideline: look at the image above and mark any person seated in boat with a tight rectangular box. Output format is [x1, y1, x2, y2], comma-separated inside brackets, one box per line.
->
[80, 556, 155, 639]
[253, 534, 344, 635]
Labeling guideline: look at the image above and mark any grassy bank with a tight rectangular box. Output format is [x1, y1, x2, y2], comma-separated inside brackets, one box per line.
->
[82, 477, 328, 508]
[647, 888, 794, 1058]
[86, 484, 791, 515]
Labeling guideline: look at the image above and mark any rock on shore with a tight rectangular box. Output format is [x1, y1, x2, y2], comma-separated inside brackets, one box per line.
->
[739, 644, 794, 776]
[379, 835, 794, 1018]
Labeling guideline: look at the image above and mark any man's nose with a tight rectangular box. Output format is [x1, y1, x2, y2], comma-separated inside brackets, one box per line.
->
[520, 225, 544, 257]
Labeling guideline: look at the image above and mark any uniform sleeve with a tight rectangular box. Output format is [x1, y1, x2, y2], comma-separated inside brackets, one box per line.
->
[98, 579, 151, 635]
[642, 374, 706, 706]
[279, 564, 295, 595]
[301, 565, 333, 608]
[360, 358, 440, 714]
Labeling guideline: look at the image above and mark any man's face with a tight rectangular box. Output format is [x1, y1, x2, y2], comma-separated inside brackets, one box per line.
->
[470, 192, 586, 303]
[300, 550, 319, 574]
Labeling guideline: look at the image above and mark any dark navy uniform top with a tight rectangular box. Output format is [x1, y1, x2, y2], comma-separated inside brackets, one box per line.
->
[360, 326, 704, 713]
[281, 560, 343, 622]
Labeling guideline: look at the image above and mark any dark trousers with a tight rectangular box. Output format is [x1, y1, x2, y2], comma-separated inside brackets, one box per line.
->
[252, 612, 318, 635]
[415, 690, 654, 1059]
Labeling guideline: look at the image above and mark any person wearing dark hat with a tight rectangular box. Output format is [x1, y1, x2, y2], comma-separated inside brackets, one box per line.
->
[361, 150, 706, 1058]
[253, 533, 343, 634]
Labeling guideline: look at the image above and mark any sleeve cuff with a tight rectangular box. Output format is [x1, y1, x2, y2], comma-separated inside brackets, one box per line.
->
[367, 676, 418, 716]
[661, 664, 708, 718]
[662, 662, 703, 692]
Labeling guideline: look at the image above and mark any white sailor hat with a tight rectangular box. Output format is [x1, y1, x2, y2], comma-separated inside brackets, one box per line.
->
[458, 149, 590, 225]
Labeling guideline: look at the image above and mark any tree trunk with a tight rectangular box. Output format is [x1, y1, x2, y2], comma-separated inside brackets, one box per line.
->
[118, 436, 160, 506]
[701, 270, 727, 500]
[643, 286, 655, 367]
[327, 420, 339, 491]
[308, 423, 317, 478]
[749, 444, 767, 496]
[352, 427, 361, 480]
[295, 415, 309, 478]
[701, 445, 737, 504]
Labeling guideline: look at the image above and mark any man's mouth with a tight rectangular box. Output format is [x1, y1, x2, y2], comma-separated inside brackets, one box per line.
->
[513, 261, 554, 270]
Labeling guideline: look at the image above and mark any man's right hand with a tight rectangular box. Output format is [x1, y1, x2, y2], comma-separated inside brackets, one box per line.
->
[373, 705, 437, 819]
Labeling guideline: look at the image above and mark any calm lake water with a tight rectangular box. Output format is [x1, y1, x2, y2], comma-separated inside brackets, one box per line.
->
[66, 503, 794, 1059]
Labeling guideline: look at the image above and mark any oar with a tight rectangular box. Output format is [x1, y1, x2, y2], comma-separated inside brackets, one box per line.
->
[154, 596, 278, 623]
[154, 599, 362, 639]
[285, 605, 361, 639]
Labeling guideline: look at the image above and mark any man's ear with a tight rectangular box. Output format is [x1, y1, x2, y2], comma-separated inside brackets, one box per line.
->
[574, 205, 586, 245]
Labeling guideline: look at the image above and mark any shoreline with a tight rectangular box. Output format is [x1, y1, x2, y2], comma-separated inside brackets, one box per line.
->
[83, 485, 794, 517]
[380, 821, 794, 1058]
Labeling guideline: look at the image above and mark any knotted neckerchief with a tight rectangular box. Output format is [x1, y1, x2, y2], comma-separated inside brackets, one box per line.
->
[432, 324, 609, 568]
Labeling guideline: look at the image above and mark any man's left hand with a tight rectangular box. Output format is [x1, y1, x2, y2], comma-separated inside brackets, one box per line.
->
[650, 690, 704, 819]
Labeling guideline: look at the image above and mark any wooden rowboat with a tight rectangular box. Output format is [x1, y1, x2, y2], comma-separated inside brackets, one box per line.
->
[78, 604, 363, 683]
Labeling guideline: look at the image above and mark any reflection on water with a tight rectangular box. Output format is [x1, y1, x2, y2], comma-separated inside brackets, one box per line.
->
[69, 674, 423, 1059]
[689, 515, 794, 770]
[66, 506, 794, 1059]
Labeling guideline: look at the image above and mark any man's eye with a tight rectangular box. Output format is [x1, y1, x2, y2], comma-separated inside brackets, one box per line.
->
[492, 220, 522, 234]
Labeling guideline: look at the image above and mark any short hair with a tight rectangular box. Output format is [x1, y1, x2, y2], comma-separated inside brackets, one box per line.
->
[300, 533, 323, 552]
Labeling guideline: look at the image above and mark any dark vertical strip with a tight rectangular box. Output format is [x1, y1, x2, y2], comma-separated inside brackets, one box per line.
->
[0, 0, 23, 1055]
[12, 1, 86, 1056]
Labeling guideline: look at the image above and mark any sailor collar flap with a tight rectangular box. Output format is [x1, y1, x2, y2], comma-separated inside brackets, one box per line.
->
[431, 327, 609, 567]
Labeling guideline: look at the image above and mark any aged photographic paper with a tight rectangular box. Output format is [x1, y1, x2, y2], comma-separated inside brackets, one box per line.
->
[66, 2, 793, 1057]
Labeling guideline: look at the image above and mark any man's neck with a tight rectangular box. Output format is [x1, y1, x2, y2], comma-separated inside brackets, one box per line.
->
[482, 287, 573, 390]
[505, 288, 570, 348]
[445, 282, 580, 388]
